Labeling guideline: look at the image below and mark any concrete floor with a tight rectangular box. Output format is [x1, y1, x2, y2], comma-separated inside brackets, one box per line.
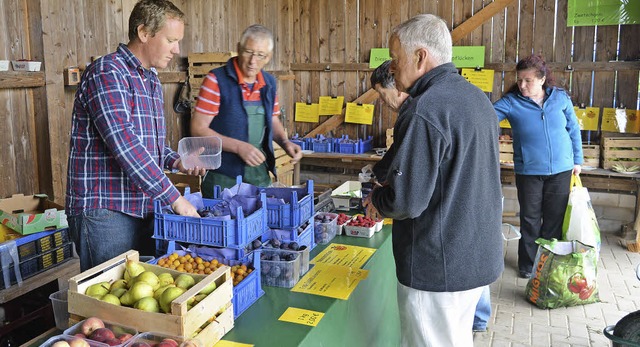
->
[473, 231, 640, 347]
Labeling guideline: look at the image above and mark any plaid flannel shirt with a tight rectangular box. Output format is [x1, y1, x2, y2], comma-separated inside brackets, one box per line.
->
[66, 43, 180, 218]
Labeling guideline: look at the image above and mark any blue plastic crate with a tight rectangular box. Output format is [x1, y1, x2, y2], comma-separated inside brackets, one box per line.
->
[358, 136, 374, 153]
[290, 136, 311, 151]
[6, 228, 70, 261]
[311, 140, 333, 153]
[150, 248, 264, 319]
[153, 192, 268, 249]
[262, 180, 314, 229]
[0, 241, 74, 287]
[262, 217, 316, 251]
[336, 135, 374, 154]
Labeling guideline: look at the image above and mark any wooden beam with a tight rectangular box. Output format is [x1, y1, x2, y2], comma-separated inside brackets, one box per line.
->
[451, 0, 515, 43]
[303, 88, 379, 138]
[290, 63, 371, 72]
[0, 71, 45, 88]
[485, 61, 640, 72]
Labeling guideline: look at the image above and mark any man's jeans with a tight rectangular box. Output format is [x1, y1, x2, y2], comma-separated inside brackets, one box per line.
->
[473, 285, 491, 331]
[68, 209, 154, 271]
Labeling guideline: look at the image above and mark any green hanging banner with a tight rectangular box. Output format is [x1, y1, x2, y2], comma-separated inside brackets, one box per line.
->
[567, 0, 640, 26]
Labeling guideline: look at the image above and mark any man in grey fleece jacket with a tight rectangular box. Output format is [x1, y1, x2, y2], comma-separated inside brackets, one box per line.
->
[363, 14, 504, 346]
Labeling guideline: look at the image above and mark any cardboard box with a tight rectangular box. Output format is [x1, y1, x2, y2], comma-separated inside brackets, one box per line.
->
[67, 250, 234, 342]
[0, 194, 67, 235]
[11, 60, 41, 71]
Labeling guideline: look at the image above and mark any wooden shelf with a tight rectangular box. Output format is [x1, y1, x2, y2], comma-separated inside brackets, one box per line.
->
[0, 71, 45, 89]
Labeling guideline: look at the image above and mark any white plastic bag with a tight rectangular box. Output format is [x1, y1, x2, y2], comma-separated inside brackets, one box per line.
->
[562, 175, 601, 253]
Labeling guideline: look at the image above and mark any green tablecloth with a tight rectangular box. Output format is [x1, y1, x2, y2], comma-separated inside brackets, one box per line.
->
[26, 226, 400, 347]
[223, 225, 401, 347]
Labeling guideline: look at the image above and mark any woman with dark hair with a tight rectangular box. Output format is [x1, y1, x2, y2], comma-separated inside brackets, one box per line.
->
[494, 54, 583, 279]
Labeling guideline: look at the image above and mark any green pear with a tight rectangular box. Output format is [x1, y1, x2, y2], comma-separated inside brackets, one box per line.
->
[159, 286, 186, 313]
[100, 293, 121, 306]
[157, 272, 175, 287]
[135, 271, 160, 290]
[85, 281, 110, 298]
[110, 279, 128, 292]
[154, 284, 175, 302]
[110, 287, 127, 298]
[198, 280, 217, 295]
[129, 282, 154, 302]
[123, 260, 145, 282]
[174, 274, 196, 289]
[134, 296, 160, 312]
[119, 290, 135, 306]
[193, 293, 208, 304]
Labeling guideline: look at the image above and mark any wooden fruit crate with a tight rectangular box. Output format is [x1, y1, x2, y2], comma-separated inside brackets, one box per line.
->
[188, 52, 236, 105]
[582, 144, 600, 168]
[386, 128, 393, 149]
[166, 171, 201, 194]
[499, 140, 514, 164]
[601, 136, 640, 169]
[273, 142, 296, 186]
[67, 250, 234, 342]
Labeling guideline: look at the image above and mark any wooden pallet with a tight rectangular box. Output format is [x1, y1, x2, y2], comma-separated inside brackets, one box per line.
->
[188, 52, 237, 105]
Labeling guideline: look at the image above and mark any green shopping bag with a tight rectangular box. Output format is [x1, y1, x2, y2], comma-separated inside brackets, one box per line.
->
[525, 238, 600, 309]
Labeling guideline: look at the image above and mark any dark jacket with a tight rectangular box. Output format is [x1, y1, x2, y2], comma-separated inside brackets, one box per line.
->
[210, 58, 278, 179]
[371, 63, 504, 292]
[493, 88, 583, 175]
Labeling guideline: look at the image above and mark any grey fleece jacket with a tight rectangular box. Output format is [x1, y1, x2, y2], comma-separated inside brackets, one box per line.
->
[370, 63, 504, 292]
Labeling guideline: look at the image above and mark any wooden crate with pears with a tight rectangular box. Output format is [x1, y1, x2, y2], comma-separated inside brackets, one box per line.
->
[67, 250, 234, 343]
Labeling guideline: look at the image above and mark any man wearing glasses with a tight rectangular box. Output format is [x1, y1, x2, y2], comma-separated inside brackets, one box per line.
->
[192, 24, 301, 193]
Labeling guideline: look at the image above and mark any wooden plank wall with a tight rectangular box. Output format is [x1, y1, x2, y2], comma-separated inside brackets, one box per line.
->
[0, 0, 637, 203]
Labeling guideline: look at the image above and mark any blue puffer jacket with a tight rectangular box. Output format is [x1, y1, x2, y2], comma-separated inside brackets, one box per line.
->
[494, 87, 583, 175]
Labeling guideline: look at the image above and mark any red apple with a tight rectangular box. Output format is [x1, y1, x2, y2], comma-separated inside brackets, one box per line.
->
[118, 333, 134, 343]
[89, 327, 116, 342]
[160, 338, 180, 347]
[80, 317, 105, 336]
[103, 338, 122, 346]
[68, 338, 91, 347]
[130, 342, 152, 347]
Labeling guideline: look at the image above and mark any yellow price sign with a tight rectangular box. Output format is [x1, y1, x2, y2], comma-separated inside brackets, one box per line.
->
[279, 307, 325, 327]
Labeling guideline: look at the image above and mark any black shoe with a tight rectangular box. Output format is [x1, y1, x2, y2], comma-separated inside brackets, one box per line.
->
[519, 271, 531, 279]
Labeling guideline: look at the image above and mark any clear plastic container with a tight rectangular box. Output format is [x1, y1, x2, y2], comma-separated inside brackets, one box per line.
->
[49, 290, 69, 330]
[178, 136, 222, 170]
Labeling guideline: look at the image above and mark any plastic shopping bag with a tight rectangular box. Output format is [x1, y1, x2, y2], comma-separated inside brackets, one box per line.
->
[525, 238, 600, 309]
[562, 174, 601, 252]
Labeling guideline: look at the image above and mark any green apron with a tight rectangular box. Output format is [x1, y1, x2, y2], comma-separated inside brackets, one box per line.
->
[201, 94, 271, 196]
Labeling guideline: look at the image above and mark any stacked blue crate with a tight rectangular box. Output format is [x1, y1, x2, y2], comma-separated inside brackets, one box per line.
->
[153, 177, 267, 318]
[259, 180, 316, 283]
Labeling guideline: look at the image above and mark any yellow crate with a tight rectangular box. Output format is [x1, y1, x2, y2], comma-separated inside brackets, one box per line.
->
[601, 136, 640, 169]
[67, 250, 234, 342]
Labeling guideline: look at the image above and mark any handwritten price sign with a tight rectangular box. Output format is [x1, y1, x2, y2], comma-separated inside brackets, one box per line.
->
[279, 307, 325, 327]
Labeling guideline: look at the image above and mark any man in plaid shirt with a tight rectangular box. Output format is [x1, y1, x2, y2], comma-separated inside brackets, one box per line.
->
[66, 0, 204, 271]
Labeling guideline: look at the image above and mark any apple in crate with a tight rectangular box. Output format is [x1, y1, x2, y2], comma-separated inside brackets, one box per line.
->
[158, 338, 180, 347]
[80, 317, 105, 336]
[69, 338, 91, 347]
[89, 327, 116, 342]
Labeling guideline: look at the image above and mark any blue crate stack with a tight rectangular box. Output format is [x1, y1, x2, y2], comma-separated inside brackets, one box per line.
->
[153, 177, 267, 318]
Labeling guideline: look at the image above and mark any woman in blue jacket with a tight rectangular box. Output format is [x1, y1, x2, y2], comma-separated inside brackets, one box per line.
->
[494, 54, 583, 279]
